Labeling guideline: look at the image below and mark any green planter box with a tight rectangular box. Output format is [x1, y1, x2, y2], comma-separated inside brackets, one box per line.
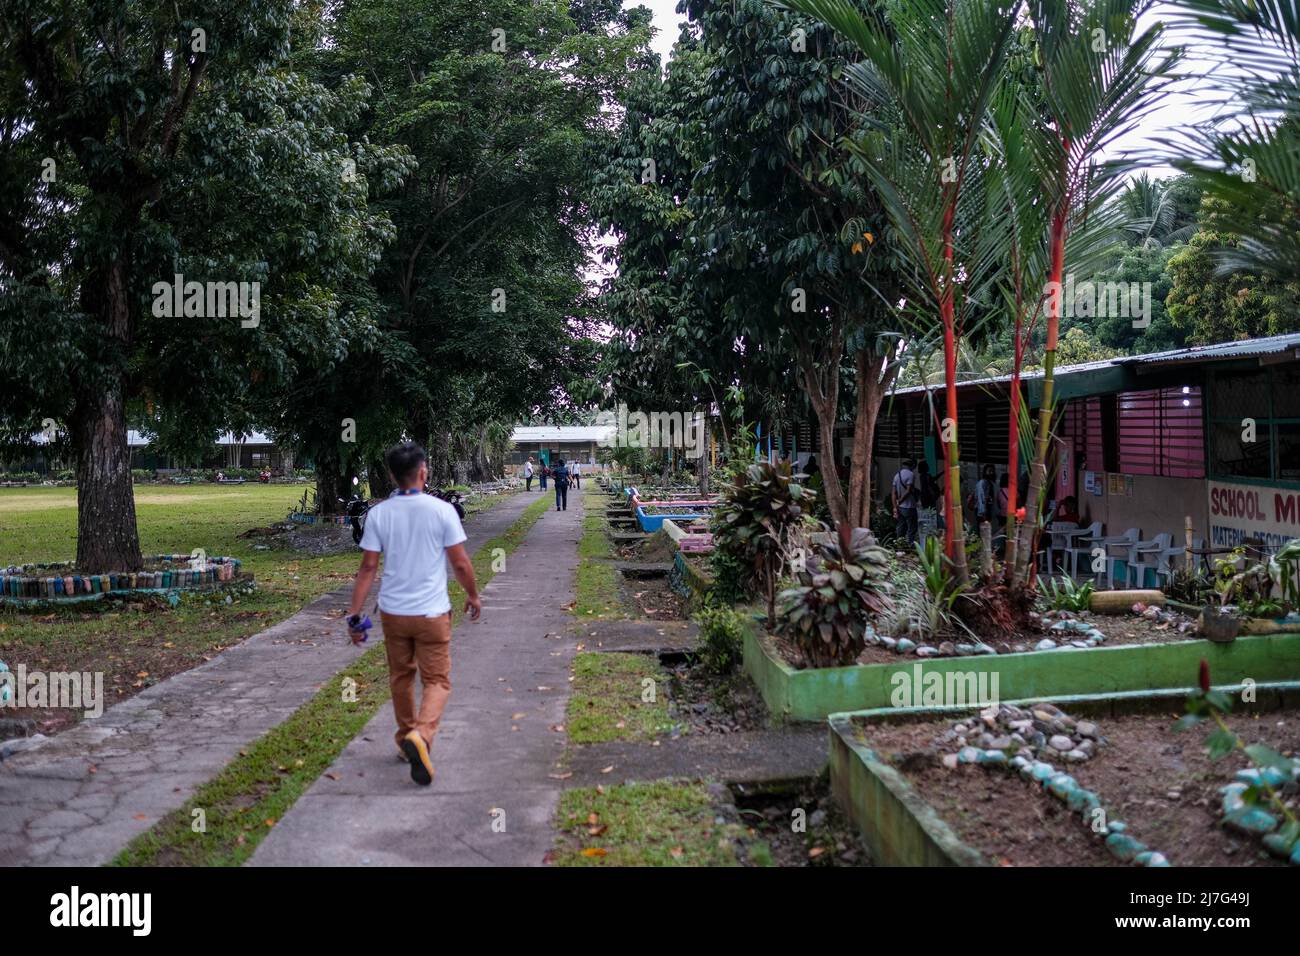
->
[827, 682, 1300, 867]
[744, 620, 1300, 722]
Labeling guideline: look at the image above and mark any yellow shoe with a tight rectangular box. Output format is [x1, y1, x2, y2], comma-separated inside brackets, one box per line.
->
[400, 731, 434, 786]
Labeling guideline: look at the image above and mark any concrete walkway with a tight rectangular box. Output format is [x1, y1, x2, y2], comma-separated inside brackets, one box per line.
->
[0, 491, 535, 866]
[250, 490, 581, 866]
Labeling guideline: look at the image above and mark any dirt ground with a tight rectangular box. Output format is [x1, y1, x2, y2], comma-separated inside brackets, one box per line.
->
[861, 703, 1299, 866]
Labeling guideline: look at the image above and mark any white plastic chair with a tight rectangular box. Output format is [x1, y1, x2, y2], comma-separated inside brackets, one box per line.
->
[1155, 537, 1204, 589]
[1094, 528, 1141, 588]
[1127, 533, 1174, 589]
[1059, 522, 1101, 578]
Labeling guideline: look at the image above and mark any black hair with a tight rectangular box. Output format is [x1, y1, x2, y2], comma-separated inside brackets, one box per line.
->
[386, 441, 427, 486]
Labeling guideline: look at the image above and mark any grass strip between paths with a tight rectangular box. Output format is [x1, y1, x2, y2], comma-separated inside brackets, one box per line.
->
[573, 487, 624, 619]
[111, 493, 552, 867]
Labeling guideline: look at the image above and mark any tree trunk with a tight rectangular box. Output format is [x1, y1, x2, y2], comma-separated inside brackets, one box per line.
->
[1014, 207, 1068, 584]
[368, 453, 394, 500]
[73, 255, 142, 571]
[315, 455, 351, 514]
[940, 305, 971, 587]
[848, 348, 892, 528]
[72, 385, 142, 571]
[796, 319, 848, 526]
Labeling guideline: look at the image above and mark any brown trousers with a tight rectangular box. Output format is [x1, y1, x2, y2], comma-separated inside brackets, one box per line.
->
[380, 612, 452, 749]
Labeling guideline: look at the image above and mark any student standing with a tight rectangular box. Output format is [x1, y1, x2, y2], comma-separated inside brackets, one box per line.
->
[891, 458, 920, 545]
[552, 458, 570, 511]
[345, 442, 482, 786]
[524, 457, 534, 492]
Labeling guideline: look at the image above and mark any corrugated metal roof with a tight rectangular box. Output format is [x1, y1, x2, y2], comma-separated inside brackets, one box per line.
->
[891, 332, 1300, 397]
[511, 425, 615, 443]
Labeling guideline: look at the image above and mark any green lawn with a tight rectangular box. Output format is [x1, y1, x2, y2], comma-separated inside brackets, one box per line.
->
[0, 483, 509, 734]
[573, 487, 624, 619]
[552, 781, 747, 866]
[565, 651, 676, 744]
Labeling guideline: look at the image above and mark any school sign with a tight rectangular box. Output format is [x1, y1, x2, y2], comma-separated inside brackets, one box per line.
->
[1207, 480, 1300, 550]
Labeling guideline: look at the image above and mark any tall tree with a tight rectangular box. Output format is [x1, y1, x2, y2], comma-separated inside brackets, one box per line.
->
[0, 0, 407, 567]
[784, 0, 1018, 584]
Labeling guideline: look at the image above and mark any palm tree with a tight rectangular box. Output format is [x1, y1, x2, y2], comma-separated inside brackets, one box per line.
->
[780, 0, 1019, 586]
[1173, 0, 1300, 281]
[1120, 174, 1199, 249]
[1008, 0, 1175, 586]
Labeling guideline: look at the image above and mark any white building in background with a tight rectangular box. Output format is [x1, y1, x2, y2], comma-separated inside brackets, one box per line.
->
[508, 424, 616, 468]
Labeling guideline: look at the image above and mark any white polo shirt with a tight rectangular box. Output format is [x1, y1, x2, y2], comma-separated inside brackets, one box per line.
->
[359, 493, 467, 616]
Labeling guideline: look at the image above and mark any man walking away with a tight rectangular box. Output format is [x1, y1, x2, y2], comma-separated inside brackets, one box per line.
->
[345, 442, 482, 786]
[892, 458, 920, 546]
[524, 457, 534, 492]
[552, 458, 570, 512]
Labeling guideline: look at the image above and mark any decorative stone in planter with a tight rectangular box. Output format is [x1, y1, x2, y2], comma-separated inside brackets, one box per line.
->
[827, 683, 1300, 867]
[0, 555, 247, 605]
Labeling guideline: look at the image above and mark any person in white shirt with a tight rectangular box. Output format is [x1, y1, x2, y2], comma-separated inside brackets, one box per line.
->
[523, 457, 535, 492]
[570, 460, 581, 489]
[346, 442, 481, 786]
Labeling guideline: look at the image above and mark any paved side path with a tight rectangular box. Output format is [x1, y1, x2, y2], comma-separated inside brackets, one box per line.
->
[0, 491, 534, 866]
[251, 490, 581, 866]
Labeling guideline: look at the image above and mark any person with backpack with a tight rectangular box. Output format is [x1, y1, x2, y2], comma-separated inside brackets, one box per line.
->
[552, 458, 570, 512]
[891, 458, 920, 545]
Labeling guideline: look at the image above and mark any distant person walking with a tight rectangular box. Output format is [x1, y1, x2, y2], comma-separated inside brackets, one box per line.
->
[570, 460, 581, 489]
[892, 458, 920, 546]
[524, 457, 534, 492]
[539, 462, 548, 492]
[345, 442, 482, 787]
[552, 458, 570, 512]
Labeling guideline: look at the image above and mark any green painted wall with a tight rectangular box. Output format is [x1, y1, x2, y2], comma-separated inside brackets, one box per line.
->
[745, 622, 1300, 722]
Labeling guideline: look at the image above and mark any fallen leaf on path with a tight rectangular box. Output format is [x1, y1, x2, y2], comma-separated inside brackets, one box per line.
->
[808, 847, 825, 859]
[511, 712, 526, 720]
[600, 765, 614, 774]
[587, 813, 599, 825]
[548, 772, 573, 780]
[669, 846, 684, 859]
[133, 814, 147, 821]
[324, 772, 339, 781]
[580, 847, 607, 857]
[588, 825, 608, 837]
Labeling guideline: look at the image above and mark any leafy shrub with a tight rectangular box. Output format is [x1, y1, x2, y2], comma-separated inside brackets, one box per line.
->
[775, 526, 893, 668]
[707, 547, 754, 605]
[712, 460, 815, 622]
[694, 604, 746, 675]
[1039, 575, 1094, 613]
[891, 535, 973, 642]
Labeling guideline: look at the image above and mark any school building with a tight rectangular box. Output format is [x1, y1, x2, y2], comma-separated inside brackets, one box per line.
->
[868, 332, 1300, 553]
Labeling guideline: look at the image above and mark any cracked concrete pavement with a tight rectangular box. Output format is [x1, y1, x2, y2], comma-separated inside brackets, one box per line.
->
[249, 489, 581, 866]
[0, 490, 535, 867]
